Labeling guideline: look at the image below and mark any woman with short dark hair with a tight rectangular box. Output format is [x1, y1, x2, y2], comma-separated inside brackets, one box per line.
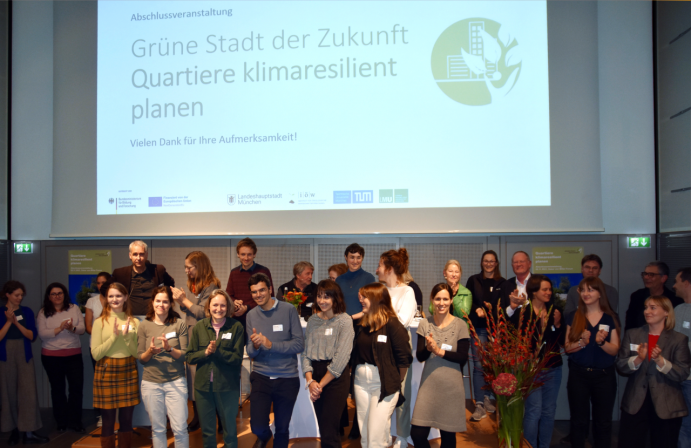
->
[0, 280, 49, 446]
[37, 282, 86, 433]
[302, 280, 354, 448]
[137, 286, 189, 448]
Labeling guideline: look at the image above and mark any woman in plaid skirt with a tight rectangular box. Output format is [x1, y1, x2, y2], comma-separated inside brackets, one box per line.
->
[91, 282, 140, 448]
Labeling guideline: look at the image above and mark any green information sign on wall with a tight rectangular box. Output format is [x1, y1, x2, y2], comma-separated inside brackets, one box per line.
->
[627, 237, 651, 248]
[13, 243, 33, 254]
[532, 246, 584, 273]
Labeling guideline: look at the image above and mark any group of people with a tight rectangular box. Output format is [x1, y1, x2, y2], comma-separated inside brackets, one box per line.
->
[1, 238, 691, 448]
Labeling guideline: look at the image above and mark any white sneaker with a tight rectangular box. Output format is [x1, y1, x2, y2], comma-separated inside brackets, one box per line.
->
[470, 402, 487, 421]
[96, 416, 102, 427]
[393, 438, 408, 448]
[484, 396, 496, 413]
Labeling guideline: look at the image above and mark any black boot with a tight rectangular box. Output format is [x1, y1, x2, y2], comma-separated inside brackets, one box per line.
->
[22, 431, 50, 445]
[187, 401, 200, 432]
[348, 416, 361, 440]
[7, 428, 19, 446]
[252, 434, 272, 448]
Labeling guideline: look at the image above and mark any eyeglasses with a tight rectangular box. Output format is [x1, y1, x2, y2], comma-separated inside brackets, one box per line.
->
[50, 292, 64, 297]
[641, 272, 663, 278]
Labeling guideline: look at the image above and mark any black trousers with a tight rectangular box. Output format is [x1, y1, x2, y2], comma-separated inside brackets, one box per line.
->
[566, 362, 617, 448]
[250, 372, 300, 448]
[311, 360, 351, 448]
[89, 349, 100, 417]
[618, 390, 682, 448]
[41, 353, 84, 427]
[411, 425, 456, 448]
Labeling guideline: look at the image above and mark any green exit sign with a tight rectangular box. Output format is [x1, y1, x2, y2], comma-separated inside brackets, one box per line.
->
[14, 243, 33, 254]
[627, 237, 651, 248]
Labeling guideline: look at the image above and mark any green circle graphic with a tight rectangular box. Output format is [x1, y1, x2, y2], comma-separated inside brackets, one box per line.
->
[431, 18, 522, 106]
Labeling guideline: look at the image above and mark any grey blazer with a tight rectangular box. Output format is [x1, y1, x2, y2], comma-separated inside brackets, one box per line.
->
[177, 284, 218, 328]
[616, 326, 691, 419]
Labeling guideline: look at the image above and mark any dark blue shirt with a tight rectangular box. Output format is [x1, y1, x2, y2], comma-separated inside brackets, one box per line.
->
[336, 268, 376, 316]
[566, 311, 616, 369]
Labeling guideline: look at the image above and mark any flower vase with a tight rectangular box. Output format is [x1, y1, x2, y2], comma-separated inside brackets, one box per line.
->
[496, 394, 525, 448]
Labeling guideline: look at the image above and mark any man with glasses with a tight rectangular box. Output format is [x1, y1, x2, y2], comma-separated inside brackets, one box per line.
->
[246, 273, 304, 448]
[564, 254, 619, 317]
[624, 261, 682, 331]
[501, 251, 532, 318]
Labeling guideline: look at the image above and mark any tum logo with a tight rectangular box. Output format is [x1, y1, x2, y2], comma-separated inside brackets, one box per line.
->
[353, 190, 373, 203]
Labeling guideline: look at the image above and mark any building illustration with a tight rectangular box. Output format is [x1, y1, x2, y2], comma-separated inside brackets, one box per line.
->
[446, 21, 497, 81]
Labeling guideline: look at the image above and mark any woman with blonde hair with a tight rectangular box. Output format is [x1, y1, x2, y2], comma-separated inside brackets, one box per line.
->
[564, 277, 620, 448]
[428, 260, 472, 322]
[91, 282, 139, 448]
[616, 296, 691, 448]
[186, 290, 245, 448]
[170, 250, 221, 432]
[351, 283, 412, 448]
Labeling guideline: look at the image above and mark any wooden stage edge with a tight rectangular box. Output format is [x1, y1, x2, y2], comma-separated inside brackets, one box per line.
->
[72, 399, 506, 448]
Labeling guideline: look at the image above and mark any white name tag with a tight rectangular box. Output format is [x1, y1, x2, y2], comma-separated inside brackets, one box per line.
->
[269, 377, 277, 380]
[122, 324, 134, 332]
[306, 303, 313, 307]
[16, 315, 23, 321]
[551, 325, 556, 332]
[684, 321, 690, 329]
[165, 332, 176, 339]
[377, 335, 387, 343]
[273, 324, 283, 332]
[222, 333, 233, 340]
[599, 324, 610, 332]
[490, 287, 493, 292]
[630, 344, 639, 351]
[441, 343, 453, 351]
[325, 328, 333, 336]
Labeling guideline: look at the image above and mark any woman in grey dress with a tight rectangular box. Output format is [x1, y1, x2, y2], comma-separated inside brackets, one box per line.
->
[170, 251, 221, 432]
[410, 283, 470, 448]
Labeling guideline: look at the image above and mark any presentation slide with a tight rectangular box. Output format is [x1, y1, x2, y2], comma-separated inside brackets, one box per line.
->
[97, 1, 550, 215]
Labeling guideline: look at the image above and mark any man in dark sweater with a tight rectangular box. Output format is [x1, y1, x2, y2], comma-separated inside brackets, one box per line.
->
[225, 238, 274, 328]
[625, 261, 682, 331]
[276, 261, 317, 319]
[246, 273, 304, 448]
[111, 240, 175, 315]
[335, 243, 376, 320]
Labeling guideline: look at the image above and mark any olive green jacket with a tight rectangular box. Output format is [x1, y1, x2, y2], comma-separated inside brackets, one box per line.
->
[186, 317, 245, 392]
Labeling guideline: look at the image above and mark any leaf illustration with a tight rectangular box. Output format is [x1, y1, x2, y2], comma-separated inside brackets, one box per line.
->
[461, 48, 486, 75]
[479, 29, 501, 63]
[505, 45, 522, 68]
[498, 25, 515, 48]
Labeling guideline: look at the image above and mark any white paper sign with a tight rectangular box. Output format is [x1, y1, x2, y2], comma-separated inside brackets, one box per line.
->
[630, 344, 640, 351]
[222, 333, 233, 340]
[377, 335, 388, 343]
[273, 324, 283, 332]
[325, 328, 333, 336]
[441, 343, 453, 351]
[599, 324, 610, 332]
[16, 315, 23, 321]
[684, 321, 690, 329]
[165, 332, 176, 339]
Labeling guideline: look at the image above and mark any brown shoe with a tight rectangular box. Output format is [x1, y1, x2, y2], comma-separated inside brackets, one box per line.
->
[100, 434, 116, 448]
[117, 431, 132, 448]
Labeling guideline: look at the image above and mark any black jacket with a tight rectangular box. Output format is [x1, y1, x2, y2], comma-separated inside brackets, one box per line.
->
[351, 318, 413, 402]
[508, 302, 565, 368]
[465, 273, 505, 329]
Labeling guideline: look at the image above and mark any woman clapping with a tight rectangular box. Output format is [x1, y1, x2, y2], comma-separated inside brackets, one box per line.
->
[137, 286, 189, 448]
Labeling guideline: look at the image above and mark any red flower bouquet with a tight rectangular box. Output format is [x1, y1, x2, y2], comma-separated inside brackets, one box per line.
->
[284, 290, 307, 312]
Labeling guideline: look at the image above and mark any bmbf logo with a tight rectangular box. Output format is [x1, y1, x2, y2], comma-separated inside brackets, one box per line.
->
[353, 190, 373, 203]
[108, 198, 114, 205]
[227, 194, 236, 205]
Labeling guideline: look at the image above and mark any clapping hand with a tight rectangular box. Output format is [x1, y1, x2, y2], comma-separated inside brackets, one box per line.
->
[509, 289, 527, 310]
[250, 328, 271, 350]
[580, 330, 591, 345]
[595, 329, 608, 345]
[234, 300, 247, 317]
[205, 339, 217, 357]
[113, 317, 131, 336]
[476, 308, 486, 319]
[149, 337, 162, 355]
[158, 336, 171, 352]
[170, 286, 187, 305]
[636, 342, 648, 362]
[426, 335, 441, 356]
[650, 344, 664, 367]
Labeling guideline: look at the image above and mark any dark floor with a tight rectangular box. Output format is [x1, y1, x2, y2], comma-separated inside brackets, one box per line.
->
[0, 409, 631, 448]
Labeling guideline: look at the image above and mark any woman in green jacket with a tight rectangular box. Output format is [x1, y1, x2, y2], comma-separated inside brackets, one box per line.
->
[428, 260, 472, 322]
[186, 290, 245, 448]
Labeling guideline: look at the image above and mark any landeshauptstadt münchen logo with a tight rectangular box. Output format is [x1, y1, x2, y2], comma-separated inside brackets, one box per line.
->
[432, 18, 522, 106]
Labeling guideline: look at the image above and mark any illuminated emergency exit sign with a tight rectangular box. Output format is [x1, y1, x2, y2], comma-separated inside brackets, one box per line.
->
[14, 243, 33, 254]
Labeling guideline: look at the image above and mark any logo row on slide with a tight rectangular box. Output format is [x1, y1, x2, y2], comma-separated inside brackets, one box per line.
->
[333, 189, 408, 205]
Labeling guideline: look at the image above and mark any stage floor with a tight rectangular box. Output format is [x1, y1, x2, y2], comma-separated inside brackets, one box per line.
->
[71, 399, 502, 448]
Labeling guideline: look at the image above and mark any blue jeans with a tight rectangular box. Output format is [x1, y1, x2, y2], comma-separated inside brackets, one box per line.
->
[470, 327, 490, 402]
[524, 366, 562, 448]
[680, 380, 691, 448]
